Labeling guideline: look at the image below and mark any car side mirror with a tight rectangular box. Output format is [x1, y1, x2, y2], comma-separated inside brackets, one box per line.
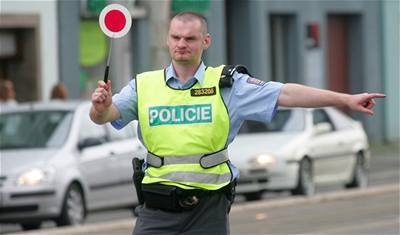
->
[313, 122, 332, 135]
[78, 137, 103, 150]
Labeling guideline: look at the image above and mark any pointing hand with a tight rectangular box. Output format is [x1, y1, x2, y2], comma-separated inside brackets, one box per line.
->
[348, 93, 386, 116]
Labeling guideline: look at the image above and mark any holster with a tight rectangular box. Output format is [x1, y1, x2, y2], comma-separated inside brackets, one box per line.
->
[225, 180, 236, 204]
[132, 157, 145, 205]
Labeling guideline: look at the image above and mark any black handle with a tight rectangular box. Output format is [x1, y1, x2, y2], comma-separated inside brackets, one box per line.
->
[103, 65, 110, 83]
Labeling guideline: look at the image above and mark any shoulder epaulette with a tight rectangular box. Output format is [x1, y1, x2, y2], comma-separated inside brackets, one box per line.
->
[219, 65, 252, 88]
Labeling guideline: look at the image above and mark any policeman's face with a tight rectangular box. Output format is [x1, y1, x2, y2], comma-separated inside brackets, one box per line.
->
[167, 18, 211, 65]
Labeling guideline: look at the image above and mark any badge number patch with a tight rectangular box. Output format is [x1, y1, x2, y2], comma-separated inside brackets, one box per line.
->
[149, 104, 212, 126]
[190, 87, 216, 96]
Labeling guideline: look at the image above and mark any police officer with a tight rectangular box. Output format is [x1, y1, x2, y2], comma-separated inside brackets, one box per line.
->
[90, 11, 385, 235]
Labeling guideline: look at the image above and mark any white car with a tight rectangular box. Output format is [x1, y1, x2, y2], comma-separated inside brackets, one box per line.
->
[229, 107, 370, 201]
[0, 101, 146, 230]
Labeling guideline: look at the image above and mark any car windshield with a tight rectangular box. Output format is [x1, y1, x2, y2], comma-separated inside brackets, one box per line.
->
[239, 109, 305, 134]
[0, 110, 73, 149]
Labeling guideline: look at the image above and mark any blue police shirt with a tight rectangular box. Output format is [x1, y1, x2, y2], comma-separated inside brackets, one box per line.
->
[111, 62, 283, 179]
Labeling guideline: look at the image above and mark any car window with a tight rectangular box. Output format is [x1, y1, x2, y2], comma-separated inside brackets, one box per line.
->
[325, 108, 354, 130]
[78, 111, 107, 143]
[106, 122, 136, 141]
[0, 111, 73, 149]
[239, 109, 305, 134]
[312, 109, 335, 130]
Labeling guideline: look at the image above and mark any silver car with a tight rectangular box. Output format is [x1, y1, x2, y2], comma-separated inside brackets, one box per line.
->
[229, 107, 370, 201]
[0, 101, 146, 230]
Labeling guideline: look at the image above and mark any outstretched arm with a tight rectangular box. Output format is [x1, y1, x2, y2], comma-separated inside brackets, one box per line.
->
[278, 83, 386, 115]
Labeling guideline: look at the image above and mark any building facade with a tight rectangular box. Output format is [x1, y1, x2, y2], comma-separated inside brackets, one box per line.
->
[222, 0, 398, 142]
[0, 0, 398, 142]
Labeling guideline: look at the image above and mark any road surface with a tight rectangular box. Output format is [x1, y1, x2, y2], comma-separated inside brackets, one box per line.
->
[1, 143, 398, 234]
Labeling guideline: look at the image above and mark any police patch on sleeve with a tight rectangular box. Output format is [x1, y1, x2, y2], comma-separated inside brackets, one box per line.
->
[246, 77, 266, 86]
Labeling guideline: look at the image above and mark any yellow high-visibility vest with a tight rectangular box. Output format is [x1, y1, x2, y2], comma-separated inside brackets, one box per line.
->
[136, 65, 231, 190]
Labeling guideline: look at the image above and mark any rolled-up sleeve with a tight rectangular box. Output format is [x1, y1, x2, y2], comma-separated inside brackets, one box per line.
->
[111, 79, 138, 129]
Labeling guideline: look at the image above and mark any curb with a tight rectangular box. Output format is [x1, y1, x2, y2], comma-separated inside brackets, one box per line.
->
[10, 184, 399, 235]
[232, 183, 399, 212]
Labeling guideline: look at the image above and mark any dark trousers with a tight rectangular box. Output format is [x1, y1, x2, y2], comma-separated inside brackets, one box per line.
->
[133, 192, 231, 235]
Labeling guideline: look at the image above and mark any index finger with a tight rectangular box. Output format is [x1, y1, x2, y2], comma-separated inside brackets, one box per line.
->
[367, 93, 386, 99]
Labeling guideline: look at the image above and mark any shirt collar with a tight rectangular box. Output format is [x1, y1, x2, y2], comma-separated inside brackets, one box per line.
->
[165, 62, 206, 87]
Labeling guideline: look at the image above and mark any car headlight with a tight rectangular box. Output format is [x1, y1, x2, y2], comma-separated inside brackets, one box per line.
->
[250, 154, 277, 167]
[16, 167, 54, 186]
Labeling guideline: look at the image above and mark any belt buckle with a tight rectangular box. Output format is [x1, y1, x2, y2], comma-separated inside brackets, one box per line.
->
[179, 195, 200, 208]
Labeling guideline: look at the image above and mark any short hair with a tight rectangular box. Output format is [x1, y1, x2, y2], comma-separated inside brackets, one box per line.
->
[51, 83, 68, 100]
[170, 11, 208, 34]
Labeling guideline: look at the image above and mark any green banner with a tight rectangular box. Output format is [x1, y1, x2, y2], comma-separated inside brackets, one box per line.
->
[87, 0, 108, 15]
[171, 0, 210, 13]
[80, 20, 107, 67]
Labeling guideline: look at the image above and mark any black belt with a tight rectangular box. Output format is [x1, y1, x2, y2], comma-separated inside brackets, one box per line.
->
[141, 182, 236, 212]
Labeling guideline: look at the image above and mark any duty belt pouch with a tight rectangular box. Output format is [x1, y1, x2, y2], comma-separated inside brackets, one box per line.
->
[141, 184, 180, 211]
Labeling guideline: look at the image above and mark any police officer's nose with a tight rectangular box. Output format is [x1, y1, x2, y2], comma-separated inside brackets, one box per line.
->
[177, 38, 187, 48]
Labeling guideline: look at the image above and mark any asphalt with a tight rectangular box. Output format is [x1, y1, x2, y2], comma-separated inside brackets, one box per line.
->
[8, 183, 399, 235]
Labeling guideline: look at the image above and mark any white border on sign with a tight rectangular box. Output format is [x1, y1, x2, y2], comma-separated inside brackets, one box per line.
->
[99, 4, 132, 38]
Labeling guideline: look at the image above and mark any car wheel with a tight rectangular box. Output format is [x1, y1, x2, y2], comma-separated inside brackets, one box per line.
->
[291, 158, 315, 196]
[56, 183, 86, 227]
[20, 222, 41, 230]
[244, 191, 263, 201]
[345, 153, 368, 188]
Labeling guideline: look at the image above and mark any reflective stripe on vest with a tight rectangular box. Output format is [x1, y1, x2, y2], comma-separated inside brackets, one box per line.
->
[145, 171, 232, 186]
[146, 149, 229, 168]
[136, 65, 231, 190]
[144, 163, 232, 190]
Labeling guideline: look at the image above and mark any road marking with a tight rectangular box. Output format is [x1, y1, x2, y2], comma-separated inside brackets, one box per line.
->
[255, 213, 268, 220]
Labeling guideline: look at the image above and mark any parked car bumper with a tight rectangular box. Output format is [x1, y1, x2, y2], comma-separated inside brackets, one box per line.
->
[0, 185, 62, 223]
[236, 161, 299, 193]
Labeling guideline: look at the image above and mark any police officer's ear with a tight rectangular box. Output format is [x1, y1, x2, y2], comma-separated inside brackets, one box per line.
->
[202, 33, 211, 50]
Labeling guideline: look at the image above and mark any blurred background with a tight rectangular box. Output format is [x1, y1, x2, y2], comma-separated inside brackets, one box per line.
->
[0, 1, 399, 234]
[0, 0, 398, 143]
